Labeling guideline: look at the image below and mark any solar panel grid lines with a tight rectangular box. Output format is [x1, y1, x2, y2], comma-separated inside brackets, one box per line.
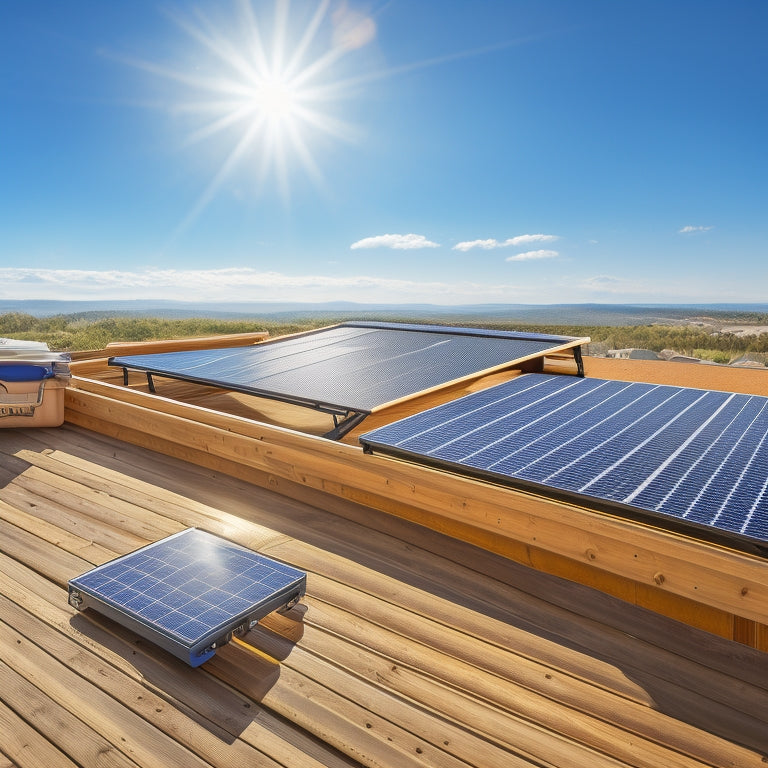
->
[68, 529, 307, 666]
[640, 396, 767, 527]
[623, 392, 743, 508]
[658, 399, 765, 527]
[716, 404, 768, 518]
[473, 379, 636, 472]
[473, 380, 667, 484]
[538, 386, 713, 495]
[740, 418, 768, 532]
[704, 405, 768, 534]
[387, 374, 585, 459]
[359, 373, 768, 553]
[575, 388, 720, 497]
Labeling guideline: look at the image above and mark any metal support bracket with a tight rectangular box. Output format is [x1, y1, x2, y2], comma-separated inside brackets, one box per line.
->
[573, 345, 585, 377]
[324, 410, 369, 440]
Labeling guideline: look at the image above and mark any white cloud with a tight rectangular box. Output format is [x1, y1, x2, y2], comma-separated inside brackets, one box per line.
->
[505, 249, 559, 262]
[350, 233, 439, 250]
[679, 225, 713, 234]
[3, 266, 764, 305]
[507, 234, 559, 246]
[0, 266, 519, 303]
[452, 239, 499, 251]
[453, 234, 558, 252]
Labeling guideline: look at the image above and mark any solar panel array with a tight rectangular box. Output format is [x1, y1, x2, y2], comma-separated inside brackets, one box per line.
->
[109, 322, 583, 415]
[360, 373, 768, 550]
[68, 529, 306, 666]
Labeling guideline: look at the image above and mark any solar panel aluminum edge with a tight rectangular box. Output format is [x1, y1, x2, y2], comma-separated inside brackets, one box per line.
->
[340, 320, 585, 344]
[359, 373, 768, 557]
[68, 529, 307, 667]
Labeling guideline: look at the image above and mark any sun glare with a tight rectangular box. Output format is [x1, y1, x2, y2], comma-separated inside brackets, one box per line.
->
[142, 0, 377, 234]
[255, 77, 298, 122]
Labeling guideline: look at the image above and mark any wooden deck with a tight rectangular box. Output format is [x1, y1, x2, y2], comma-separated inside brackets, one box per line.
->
[2, 423, 768, 767]
[65, 354, 768, 647]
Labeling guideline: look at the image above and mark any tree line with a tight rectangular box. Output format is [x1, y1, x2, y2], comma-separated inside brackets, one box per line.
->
[1, 311, 767, 362]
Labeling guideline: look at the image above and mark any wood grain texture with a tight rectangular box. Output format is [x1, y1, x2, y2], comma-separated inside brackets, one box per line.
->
[1, 425, 767, 767]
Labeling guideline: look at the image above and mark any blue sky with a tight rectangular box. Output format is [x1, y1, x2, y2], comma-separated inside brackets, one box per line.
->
[1, 0, 766, 305]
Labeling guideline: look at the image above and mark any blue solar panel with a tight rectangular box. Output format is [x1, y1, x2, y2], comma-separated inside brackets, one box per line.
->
[360, 374, 768, 553]
[108, 322, 586, 438]
[68, 529, 306, 666]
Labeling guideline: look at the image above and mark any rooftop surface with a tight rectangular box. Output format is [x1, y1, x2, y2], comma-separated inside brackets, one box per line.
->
[1, 422, 768, 766]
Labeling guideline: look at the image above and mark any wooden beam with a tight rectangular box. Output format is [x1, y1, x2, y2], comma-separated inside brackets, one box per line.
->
[69, 330, 269, 362]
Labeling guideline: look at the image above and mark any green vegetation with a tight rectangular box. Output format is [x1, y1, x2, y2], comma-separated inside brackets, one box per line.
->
[0, 312, 321, 352]
[1, 311, 767, 365]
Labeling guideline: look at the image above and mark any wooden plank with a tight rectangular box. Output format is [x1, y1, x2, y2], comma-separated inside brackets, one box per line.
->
[69, 330, 270, 363]
[0, 660, 141, 768]
[253, 617, 545, 768]
[0, 479, 148, 555]
[282, 595, 765, 767]
[11, 447, 292, 552]
[255, 621, 754, 768]
[212, 639, 536, 768]
[265, 538, 768, 743]
[246, 634, 631, 768]
[0, 440, 176, 547]
[0, 698, 80, 768]
[10, 463, 182, 539]
[0, 600, 278, 768]
[584, 356, 768, 397]
[0, 498, 117, 565]
[0, 518, 92, 587]
[69, 375, 338, 446]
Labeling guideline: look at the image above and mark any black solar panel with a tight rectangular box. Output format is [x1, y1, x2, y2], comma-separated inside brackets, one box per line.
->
[68, 529, 306, 666]
[360, 373, 768, 553]
[109, 322, 585, 437]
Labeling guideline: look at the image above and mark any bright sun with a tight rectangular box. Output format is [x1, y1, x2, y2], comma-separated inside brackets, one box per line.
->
[256, 78, 298, 122]
[142, 0, 377, 232]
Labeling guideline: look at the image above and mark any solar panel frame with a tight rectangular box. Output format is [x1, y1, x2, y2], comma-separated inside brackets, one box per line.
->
[107, 322, 587, 438]
[68, 529, 307, 666]
[359, 373, 768, 557]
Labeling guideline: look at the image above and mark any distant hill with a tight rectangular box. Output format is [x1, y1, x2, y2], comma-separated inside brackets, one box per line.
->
[1, 299, 767, 327]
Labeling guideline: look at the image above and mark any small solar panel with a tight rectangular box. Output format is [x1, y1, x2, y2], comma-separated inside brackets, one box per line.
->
[360, 374, 768, 554]
[68, 529, 306, 666]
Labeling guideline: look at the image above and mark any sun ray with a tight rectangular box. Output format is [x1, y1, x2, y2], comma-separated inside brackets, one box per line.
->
[282, 0, 331, 81]
[271, 0, 289, 77]
[236, 0, 270, 76]
[147, 0, 377, 229]
[173, 115, 265, 238]
[124, 0, 527, 239]
[182, 104, 255, 147]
